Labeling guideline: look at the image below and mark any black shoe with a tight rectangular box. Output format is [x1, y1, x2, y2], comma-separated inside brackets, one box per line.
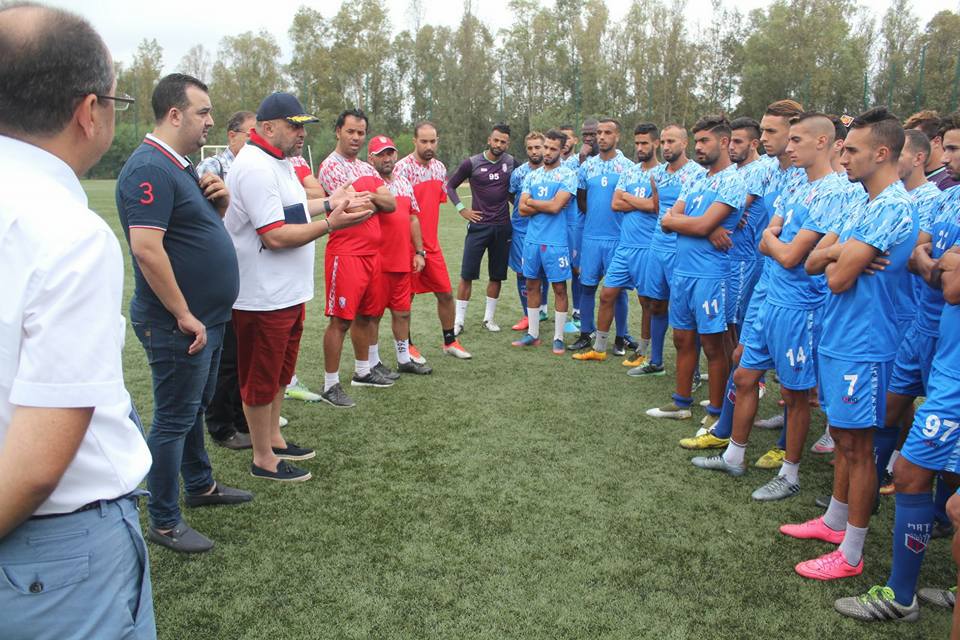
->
[320, 383, 355, 408]
[373, 361, 401, 381]
[351, 369, 395, 388]
[933, 520, 955, 539]
[184, 482, 254, 508]
[272, 441, 316, 461]
[815, 494, 831, 509]
[623, 334, 639, 351]
[612, 336, 626, 356]
[214, 432, 252, 450]
[250, 460, 312, 482]
[398, 360, 433, 375]
[146, 521, 214, 553]
[567, 333, 593, 351]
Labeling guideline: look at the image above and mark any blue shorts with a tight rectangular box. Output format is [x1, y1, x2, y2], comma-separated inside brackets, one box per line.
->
[579, 237, 619, 286]
[888, 324, 937, 398]
[567, 225, 583, 269]
[642, 250, 675, 300]
[738, 276, 768, 347]
[522, 240, 571, 283]
[896, 316, 913, 343]
[819, 354, 892, 429]
[509, 229, 526, 273]
[740, 303, 821, 391]
[727, 258, 761, 325]
[669, 275, 727, 334]
[901, 367, 960, 473]
[605, 245, 648, 290]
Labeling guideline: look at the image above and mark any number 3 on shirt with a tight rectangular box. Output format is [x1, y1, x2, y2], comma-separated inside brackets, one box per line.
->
[139, 181, 154, 205]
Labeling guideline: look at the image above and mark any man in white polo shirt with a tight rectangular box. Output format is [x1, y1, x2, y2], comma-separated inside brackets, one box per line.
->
[0, 5, 155, 638]
[226, 92, 372, 482]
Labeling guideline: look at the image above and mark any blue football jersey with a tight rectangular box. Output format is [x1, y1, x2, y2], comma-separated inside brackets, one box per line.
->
[819, 181, 919, 361]
[523, 165, 578, 246]
[649, 159, 706, 254]
[510, 161, 536, 232]
[674, 164, 747, 279]
[766, 172, 846, 309]
[562, 155, 580, 171]
[893, 181, 943, 323]
[730, 157, 770, 261]
[916, 186, 960, 337]
[577, 150, 634, 241]
[614, 162, 659, 248]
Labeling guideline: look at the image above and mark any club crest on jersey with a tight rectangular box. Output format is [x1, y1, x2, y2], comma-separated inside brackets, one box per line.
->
[338, 296, 346, 308]
[502, 163, 508, 173]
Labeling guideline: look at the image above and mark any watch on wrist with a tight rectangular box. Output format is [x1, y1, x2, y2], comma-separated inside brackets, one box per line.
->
[415, 250, 426, 257]
[324, 199, 333, 214]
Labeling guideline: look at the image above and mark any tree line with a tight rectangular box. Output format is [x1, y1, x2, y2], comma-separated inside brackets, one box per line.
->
[91, 0, 960, 178]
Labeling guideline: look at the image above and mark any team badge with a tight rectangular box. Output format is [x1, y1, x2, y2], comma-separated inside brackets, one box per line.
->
[840, 114, 854, 128]
[905, 532, 929, 554]
[502, 163, 508, 173]
[338, 296, 346, 308]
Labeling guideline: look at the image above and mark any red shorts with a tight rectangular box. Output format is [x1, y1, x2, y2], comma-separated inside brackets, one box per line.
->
[381, 271, 412, 312]
[233, 304, 304, 406]
[412, 250, 452, 294]
[325, 253, 386, 320]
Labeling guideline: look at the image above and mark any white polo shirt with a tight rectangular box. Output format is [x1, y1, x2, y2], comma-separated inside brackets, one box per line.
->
[0, 135, 152, 515]
[225, 132, 314, 311]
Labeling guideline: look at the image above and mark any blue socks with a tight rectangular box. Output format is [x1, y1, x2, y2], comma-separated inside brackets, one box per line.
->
[934, 476, 951, 525]
[516, 273, 527, 314]
[874, 426, 899, 486]
[650, 313, 668, 366]
[571, 271, 581, 312]
[614, 289, 628, 337]
[776, 407, 787, 449]
[712, 370, 737, 439]
[672, 393, 693, 408]
[886, 491, 934, 606]
[580, 284, 598, 334]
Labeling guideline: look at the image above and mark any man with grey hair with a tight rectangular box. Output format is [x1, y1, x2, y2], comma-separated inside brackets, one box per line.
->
[0, 2, 155, 637]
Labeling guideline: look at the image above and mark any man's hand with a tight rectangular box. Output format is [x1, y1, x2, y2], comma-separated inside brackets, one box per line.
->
[709, 226, 733, 251]
[737, 209, 749, 229]
[177, 312, 207, 355]
[413, 254, 426, 273]
[459, 208, 482, 223]
[938, 250, 960, 273]
[759, 225, 781, 254]
[328, 198, 373, 232]
[864, 251, 891, 276]
[199, 173, 229, 214]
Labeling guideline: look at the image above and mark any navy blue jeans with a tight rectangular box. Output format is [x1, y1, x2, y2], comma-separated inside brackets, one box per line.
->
[133, 321, 224, 529]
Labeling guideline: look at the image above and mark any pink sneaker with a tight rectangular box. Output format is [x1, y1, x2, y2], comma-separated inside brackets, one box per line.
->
[779, 516, 845, 544]
[795, 549, 863, 580]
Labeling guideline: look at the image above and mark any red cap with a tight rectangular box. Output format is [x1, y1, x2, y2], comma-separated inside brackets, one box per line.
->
[368, 135, 397, 155]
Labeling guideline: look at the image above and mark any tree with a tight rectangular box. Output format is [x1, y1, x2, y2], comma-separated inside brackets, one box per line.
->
[209, 30, 284, 140]
[178, 44, 212, 84]
[116, 38, 163, 139]
[912, 11, 960, 113]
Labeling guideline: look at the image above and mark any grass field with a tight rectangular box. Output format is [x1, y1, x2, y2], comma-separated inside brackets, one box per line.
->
[84, 179, 952, 639]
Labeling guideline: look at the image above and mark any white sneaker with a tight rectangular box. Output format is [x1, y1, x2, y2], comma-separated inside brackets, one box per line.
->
[811, 430, 835, 454]
[645, 403, 693, 420]
[443, 341, 472, 359]
[453, 321, 464, 337]
[754, 413, 784, 429]
[482, 319, 500, 332]
[278, 416, 289, 428]
[699, 399, 711, 408]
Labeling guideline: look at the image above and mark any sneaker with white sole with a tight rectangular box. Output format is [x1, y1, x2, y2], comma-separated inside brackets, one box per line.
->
[278, 416, 289, 428]
[351, 370, 395, 388]
[284, 381, 322, 402]
[482, 319, 500, 332]
[443, 340, 472, 359]
[320, 383, 355, 408]
[755, 413, 785, 429]
[752, 475, 800, 501]
[453, 321, 464, 336]
[691, 454, 746, 476]
[811, 430, 835, 454]
[645, 403, 692, 419]
[834, 585, 919, 621]
[917, 586, 956, 609]
[408, 344, 427, 365]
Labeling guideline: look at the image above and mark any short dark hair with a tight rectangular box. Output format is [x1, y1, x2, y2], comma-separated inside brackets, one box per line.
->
[413, 120, 437, 137]
[634, 123, 659, 139]
[544, 128, 568, 148]
[492, 122, 511, 136]
[903, 128, 931, 159]
[0, 3, 114, 136]
[581, 118, 599, 129]
[765, 99, 804, 119]
[559, 124, 575, 132]
[850, 106, 904, 159]
[905, 110, 942, 140]
[827, 114, 848, 141]
[692, 114, 732, 139]
[335, 108, 368, 130]
[152, 73, 208, 122]
[937, 112, 960, 140]
[599, 117, 621, 132]
[227, 110, 255, 133]
[729, 117, 760, 140]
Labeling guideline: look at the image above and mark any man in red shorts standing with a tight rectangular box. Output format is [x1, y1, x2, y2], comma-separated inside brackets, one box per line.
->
[317, 109, 397, 408]
[394, 121, 471, 361]
[367, 135, 433, 375]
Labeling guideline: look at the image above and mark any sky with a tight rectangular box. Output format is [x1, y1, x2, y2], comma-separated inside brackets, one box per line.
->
[49, 0, 960, 72]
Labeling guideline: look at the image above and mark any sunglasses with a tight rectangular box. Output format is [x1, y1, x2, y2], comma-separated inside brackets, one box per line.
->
[93, 92, 136, 111]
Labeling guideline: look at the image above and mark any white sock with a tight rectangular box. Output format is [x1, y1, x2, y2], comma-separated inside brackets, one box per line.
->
[779, 460, 800, 484]
[823, 498, 848, 532]
[323, 371, 339, 392]
[540, 303, 547, 314]
[355, 359, 370, 377]
[639, 338, 651, 356]
[287, 374, 299, 389]
[455, 299, 468, 324]
[527, 306, 540, 339]
[554, 311, 567, 341]
[368, 342, 380, 365]
[838, 523, 868, 566]
[886, 449, 900, 474]
[593, 330, 609, 352]
[723, 439, 746, 466]
[484, 296, 498, 322]
[395, 339, 411, 364]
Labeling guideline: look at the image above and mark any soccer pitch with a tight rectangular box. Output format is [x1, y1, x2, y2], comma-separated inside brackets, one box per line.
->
[84, 180, 952, 639]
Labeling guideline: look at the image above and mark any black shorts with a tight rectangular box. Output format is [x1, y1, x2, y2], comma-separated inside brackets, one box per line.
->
[460, 222, 511, 282]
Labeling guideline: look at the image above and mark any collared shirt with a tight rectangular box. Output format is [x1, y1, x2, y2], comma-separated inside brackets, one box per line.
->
[0, 135, 151, 515]
[197, 146, 236, 179]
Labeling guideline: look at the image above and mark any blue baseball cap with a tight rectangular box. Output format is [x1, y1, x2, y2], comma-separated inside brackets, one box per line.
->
[256, 92, 319, 124]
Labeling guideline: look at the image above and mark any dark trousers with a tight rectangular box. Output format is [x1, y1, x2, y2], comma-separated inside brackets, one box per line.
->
[204, 319, 248, 441]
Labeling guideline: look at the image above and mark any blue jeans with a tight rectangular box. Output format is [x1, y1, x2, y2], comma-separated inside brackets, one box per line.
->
[0, 496, 156, 639]
[133, 321, 225, 529]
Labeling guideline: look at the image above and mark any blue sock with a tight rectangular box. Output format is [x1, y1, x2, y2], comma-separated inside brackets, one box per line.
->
[614, 289, 628, 337]
[776, 407, 787, 449]
[571, 272, 581, 312]
[712, 370, 737, 439]
[580, 285, 598, 334]
[886, 491, 934, 605]
[672, 393, 693, 408]
[934, 476, 951, 524]
[650, 313, 668, 366]
[874, 426, 899, 488]
[517, 273, 527, 315]
[540, 280, 549, 308]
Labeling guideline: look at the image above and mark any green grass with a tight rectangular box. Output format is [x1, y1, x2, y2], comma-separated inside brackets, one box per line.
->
[84, 179, 952, 639]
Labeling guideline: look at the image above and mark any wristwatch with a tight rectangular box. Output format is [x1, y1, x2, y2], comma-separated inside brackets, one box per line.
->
[415, 250, 426, 257]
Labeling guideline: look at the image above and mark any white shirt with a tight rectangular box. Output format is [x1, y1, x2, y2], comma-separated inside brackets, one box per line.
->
[225, 140, 314, 311]
[0, 135, 152, 515]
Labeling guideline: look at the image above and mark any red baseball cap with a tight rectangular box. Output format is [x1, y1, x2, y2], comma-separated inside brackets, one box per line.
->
[368, 135, 397, 155]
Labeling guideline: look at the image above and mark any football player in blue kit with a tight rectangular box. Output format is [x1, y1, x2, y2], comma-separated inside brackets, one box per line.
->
[508, 132, 549, 333]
